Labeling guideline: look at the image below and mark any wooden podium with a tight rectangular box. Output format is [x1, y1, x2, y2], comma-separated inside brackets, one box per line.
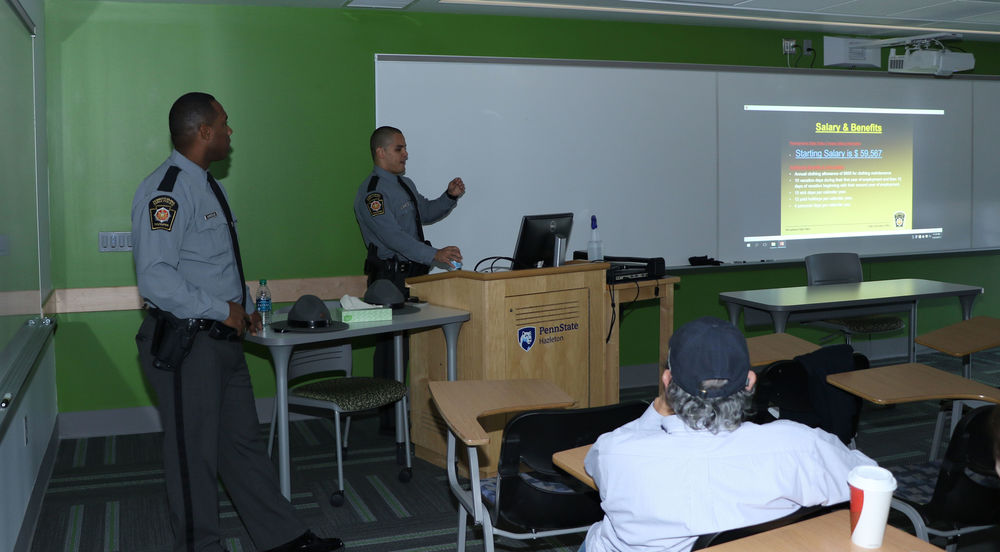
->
[406, 263, 612, 473]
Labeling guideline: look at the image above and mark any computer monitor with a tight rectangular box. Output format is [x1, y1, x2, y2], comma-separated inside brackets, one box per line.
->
[511, 213, 574, 270]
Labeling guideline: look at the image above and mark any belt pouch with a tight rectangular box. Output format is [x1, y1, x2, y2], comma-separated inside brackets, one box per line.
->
[150, 310, 199, 371]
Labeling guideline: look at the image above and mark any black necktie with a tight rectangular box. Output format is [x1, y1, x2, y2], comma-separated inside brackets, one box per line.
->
[397, 176, 425, 242]
[207, 173, 247, 308]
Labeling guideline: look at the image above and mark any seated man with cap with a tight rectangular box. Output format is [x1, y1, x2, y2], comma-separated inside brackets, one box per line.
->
[581, 316, 876, 552]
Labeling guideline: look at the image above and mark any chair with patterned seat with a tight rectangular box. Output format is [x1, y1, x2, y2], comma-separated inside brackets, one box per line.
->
[804, 252, 906, 345]
[267, 343, 411, 507]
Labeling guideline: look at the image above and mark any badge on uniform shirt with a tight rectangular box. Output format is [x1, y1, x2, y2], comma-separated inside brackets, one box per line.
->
[366, 192, 385, 217]
[149, 195, 178, 231]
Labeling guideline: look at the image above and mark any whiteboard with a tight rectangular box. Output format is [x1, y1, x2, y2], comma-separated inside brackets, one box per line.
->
[376, 56, 718, 268]
[375, 55, 999, 268]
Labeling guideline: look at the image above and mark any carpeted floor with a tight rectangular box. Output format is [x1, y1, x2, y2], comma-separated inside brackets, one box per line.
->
[28, 349, 1000, 552]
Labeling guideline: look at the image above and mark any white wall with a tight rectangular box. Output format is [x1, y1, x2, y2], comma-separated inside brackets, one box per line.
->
[0, 345, 56, 552]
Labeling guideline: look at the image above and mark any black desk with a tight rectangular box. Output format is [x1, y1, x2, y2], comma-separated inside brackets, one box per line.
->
[719, 278, 983, 362]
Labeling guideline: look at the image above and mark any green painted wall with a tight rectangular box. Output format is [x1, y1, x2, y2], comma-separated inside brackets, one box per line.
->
[45, 0, 1000, 412]
[1, 6, 40, 349]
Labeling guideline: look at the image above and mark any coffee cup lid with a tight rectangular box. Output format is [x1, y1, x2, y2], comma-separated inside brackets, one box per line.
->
[848, 465, 897, 492]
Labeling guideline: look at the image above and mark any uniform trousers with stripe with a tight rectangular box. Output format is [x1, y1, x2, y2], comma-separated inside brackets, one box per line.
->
[137, 316, 306, 552]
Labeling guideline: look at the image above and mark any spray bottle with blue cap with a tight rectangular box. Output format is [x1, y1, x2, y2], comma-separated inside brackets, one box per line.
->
[588, 214, 604, 261]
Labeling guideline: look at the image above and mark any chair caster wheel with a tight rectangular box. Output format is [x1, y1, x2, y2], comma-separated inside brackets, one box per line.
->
[330, 491, 345, 507]
[398, 468, 412, 483]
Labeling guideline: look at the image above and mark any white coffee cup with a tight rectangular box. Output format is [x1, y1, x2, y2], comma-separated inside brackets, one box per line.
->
[848, 465, 897, 548]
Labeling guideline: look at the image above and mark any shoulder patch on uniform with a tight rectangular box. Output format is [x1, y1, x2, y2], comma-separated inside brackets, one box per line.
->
[366, 192, 385, 217]
[149, 195, 178, 231]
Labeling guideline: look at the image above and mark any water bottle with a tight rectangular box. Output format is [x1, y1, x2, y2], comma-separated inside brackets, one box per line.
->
[255, 279, 272, 326]
[587, 215, 604, 261]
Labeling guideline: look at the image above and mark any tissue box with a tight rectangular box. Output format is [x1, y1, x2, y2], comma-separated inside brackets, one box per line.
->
[337, 307, 392, 323]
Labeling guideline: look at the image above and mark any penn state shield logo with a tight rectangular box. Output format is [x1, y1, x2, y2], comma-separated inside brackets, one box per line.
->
[517, 326, 536, 352]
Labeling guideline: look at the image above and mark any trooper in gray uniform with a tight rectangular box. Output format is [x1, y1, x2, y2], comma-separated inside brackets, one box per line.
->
[353, 126, 465, 431]
[132, 92, 344, 552]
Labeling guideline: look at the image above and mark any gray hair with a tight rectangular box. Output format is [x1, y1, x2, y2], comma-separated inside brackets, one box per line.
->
[665, 378, 753, 434]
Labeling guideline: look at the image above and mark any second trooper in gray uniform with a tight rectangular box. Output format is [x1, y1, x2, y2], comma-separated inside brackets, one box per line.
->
[353, 125, 465, 431]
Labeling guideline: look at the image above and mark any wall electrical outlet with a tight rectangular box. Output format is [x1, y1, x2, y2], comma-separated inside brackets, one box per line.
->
[99, 231, 133, 252]
[782, 39, 797, 54]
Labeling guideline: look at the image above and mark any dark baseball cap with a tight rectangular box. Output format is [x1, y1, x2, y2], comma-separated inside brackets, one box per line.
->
[668, 316, 750, 399]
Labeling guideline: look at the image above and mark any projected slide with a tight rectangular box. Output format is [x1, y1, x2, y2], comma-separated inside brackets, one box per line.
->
[717, 78, 967, 263]
[779, 111, 914, 238]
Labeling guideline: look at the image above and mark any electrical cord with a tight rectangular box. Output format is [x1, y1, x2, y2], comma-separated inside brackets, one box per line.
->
[618, 281, 642, 326]
[473, 256, 513, 273]
[605, 281, 644, 344]
[605, 284, 617, 344]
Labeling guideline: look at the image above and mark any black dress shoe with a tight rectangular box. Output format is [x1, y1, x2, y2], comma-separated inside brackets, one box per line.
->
[265, 530, 345, 552]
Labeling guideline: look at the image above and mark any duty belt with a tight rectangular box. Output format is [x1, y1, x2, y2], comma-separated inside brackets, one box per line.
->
[149, 308, 240, 341]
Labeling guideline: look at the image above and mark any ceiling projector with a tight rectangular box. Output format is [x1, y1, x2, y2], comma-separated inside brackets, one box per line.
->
[888, 47, 975, 76]
[824, 32, 975, 76]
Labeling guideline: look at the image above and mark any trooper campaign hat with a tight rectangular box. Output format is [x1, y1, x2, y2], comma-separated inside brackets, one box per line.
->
[363, 279, 406, 308]
[271, 294, 347, 333]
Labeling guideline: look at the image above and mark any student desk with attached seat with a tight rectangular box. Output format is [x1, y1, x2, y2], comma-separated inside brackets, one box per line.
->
[553, 450, 945, 552]
[428, 378, 575, 546]
[699, 509, 944, 552]
[553, 444, 595, 490]
[827, 362, 1000, 460]
[826, 362, 1000, 405]
[746, 333, 820, 368]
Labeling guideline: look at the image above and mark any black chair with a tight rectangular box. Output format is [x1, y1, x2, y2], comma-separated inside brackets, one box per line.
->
[750, 344, 867, 446]
[457, 400, 648, 552]
[691, 503, 846, 549]
[804, 252, 905, 344]
[889, 404, 1000, 552]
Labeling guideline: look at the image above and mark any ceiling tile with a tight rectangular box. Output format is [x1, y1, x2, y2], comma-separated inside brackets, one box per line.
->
[739, 0, 849, 11]
[894, 1, 1000, 19]
[819, 0, 953, 17]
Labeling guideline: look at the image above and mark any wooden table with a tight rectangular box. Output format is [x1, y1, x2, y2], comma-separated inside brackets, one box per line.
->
[746, 333, 819, 368]
[720, 278, 983, 363]
[826, 363, 1000, 405]
[699, 510, 943, 552]
[552, 444, 594, 490]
